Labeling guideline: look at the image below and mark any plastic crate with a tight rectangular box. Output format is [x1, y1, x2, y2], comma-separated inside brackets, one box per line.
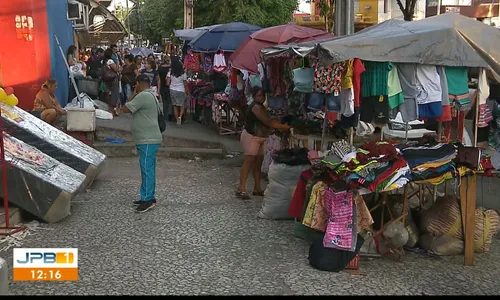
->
[345, 254, 360, 270]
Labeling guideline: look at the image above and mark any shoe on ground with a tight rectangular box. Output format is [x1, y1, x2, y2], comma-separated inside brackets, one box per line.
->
[135, 201, 156, 213]
[133, 199, 157, 205]
[176, 117, 182, 126]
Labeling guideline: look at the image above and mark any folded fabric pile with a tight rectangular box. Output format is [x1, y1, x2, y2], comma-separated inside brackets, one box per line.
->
[323, 141, 411, 192]
[399, 142, 457, 185]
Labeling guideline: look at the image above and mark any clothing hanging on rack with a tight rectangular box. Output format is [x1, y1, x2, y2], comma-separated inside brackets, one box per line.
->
[213, 50, 227, 73]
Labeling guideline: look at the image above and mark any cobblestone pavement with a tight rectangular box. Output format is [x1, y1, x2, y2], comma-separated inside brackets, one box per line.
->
[2, 158, 500, 295]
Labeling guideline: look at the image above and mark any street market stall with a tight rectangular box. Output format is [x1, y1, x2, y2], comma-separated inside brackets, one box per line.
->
[256, 13, 500, 270]
[184, 22, 261, 127]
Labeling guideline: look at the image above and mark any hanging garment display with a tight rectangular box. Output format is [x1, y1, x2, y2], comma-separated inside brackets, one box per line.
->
[387, 62, 404, 110]
[213, 51, 227, 73]
[445, 66, 471, 111]
[416, 65, 443, 119]
[313, 61, 345, 94]
[392, 63, 419, 122]
[292, 67, 315, 93]
[435, 66, 452, 122]
[184, 51, 201, 73]
[477, 68, 493, 128]
[302, 181, 328, 232]
[203, 54, 213, 75]
[352, 59, 365, 108]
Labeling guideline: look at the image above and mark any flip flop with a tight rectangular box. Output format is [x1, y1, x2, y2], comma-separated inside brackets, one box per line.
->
[235, 191, 251, 199]
[252, 191, 265, 196]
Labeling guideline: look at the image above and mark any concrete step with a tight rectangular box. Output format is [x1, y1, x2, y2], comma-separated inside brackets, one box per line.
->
[95, 127, 223, 149]
[0, 206, 22, 229]
[93, 142, 224, 159]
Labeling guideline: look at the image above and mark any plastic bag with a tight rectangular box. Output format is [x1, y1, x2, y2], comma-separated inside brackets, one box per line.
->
[258, 162, 310, 220]
[96, 109, 113, 120]
[383, 221, 409, 248]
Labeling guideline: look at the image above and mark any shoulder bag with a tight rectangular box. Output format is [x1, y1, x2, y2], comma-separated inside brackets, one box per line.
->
[148, 91, 167, 133]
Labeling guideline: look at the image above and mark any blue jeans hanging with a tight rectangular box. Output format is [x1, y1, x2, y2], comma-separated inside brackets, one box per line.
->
[136, 144, 161, 201]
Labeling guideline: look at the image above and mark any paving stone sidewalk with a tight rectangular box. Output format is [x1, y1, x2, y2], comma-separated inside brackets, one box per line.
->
[1, 158, 500, 295]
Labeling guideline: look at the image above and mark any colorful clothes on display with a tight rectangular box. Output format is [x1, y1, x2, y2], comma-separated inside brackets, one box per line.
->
[289, 169, 314, 220]
[361, 61, 391, 97]
[354, 194, 374, 232]
[387, 62, 404, 109]
[213, 51, 227, 73]
[341, 59, 354, 90]
[445, 66, 471, 110]
[203, 54, 213, 75]
[302, 181, 328, 231]
[184, 52, 201, 73]
[323, 189, 356, 250]
[312, 61, 345, 94]
[477, 68, 493, 127]
[352, 59, 365, 108]
[416, 65, 443, 119]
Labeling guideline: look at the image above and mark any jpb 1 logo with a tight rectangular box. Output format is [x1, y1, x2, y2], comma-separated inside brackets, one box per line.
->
[13, 248, 78, 281]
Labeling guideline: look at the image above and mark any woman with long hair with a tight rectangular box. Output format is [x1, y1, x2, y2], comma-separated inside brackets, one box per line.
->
[167, 56, 189, 126]
[121, 54, 139, 104]
[102, 48, 121, 115]
[236, 86, 291, 199]
[32, 79, 67, 126]
[158, 55, 172, 121]
[67, 45, 78, 66]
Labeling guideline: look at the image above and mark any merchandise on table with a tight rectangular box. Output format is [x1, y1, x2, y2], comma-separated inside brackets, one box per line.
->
[1, 103, 106, 191]
[1, 134, 86, 223]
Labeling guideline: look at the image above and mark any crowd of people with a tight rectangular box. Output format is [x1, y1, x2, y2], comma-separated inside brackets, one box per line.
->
[65, 44, 190, 126]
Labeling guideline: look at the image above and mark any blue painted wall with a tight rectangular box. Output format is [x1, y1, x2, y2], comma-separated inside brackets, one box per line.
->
[46, 0, 74, 106]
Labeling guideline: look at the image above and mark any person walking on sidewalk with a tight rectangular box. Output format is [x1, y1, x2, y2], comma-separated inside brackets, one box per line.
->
[122, 74, 163, 213]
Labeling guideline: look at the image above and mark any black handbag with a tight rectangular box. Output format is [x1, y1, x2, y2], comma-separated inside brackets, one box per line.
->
[149, 92, 167, 133]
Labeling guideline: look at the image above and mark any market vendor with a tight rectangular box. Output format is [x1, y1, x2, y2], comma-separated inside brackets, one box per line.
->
[237, 87, 291, 200]
[32, 79, 66, 125]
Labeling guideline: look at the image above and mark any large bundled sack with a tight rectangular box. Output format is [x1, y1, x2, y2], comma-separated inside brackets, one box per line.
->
[258, 162, 310, 220]
[420, 196, 500, 253]
[419, 233, 464, 256]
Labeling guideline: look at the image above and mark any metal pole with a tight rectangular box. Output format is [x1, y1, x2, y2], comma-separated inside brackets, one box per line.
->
[436, 0, 441, 16]
[55, 35, 82, 106]
[334, 0, 343, 36]
[345, 0, 354, 35]
[126, 0, 131, 46]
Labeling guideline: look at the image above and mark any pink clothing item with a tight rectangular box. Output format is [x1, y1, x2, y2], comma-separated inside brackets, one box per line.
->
[240, 129, 266, 156]
[323, 189, 354, 250]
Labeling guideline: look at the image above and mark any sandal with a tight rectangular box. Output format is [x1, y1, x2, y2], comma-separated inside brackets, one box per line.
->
[235, 191, 251, 199]
[252, 191, 265, 196]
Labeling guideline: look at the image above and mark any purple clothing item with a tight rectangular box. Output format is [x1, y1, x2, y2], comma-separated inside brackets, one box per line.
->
[323, 189, 354, 250]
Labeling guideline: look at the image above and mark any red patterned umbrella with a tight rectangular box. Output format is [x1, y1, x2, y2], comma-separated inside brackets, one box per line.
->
[230, 24, 334, 74]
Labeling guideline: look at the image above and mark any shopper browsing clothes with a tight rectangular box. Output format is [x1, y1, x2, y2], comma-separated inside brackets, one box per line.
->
[236, 87, 291, 199]
[32, 79, 67, 126]
[167, 56, 189, 126]
[122, 74, 163, 213]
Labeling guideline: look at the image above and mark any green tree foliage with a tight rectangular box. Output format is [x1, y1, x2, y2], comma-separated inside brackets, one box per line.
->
[137, 0, 299, 43]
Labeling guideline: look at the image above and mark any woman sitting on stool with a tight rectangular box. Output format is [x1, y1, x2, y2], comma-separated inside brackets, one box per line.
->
[32, 79, 66, 125]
